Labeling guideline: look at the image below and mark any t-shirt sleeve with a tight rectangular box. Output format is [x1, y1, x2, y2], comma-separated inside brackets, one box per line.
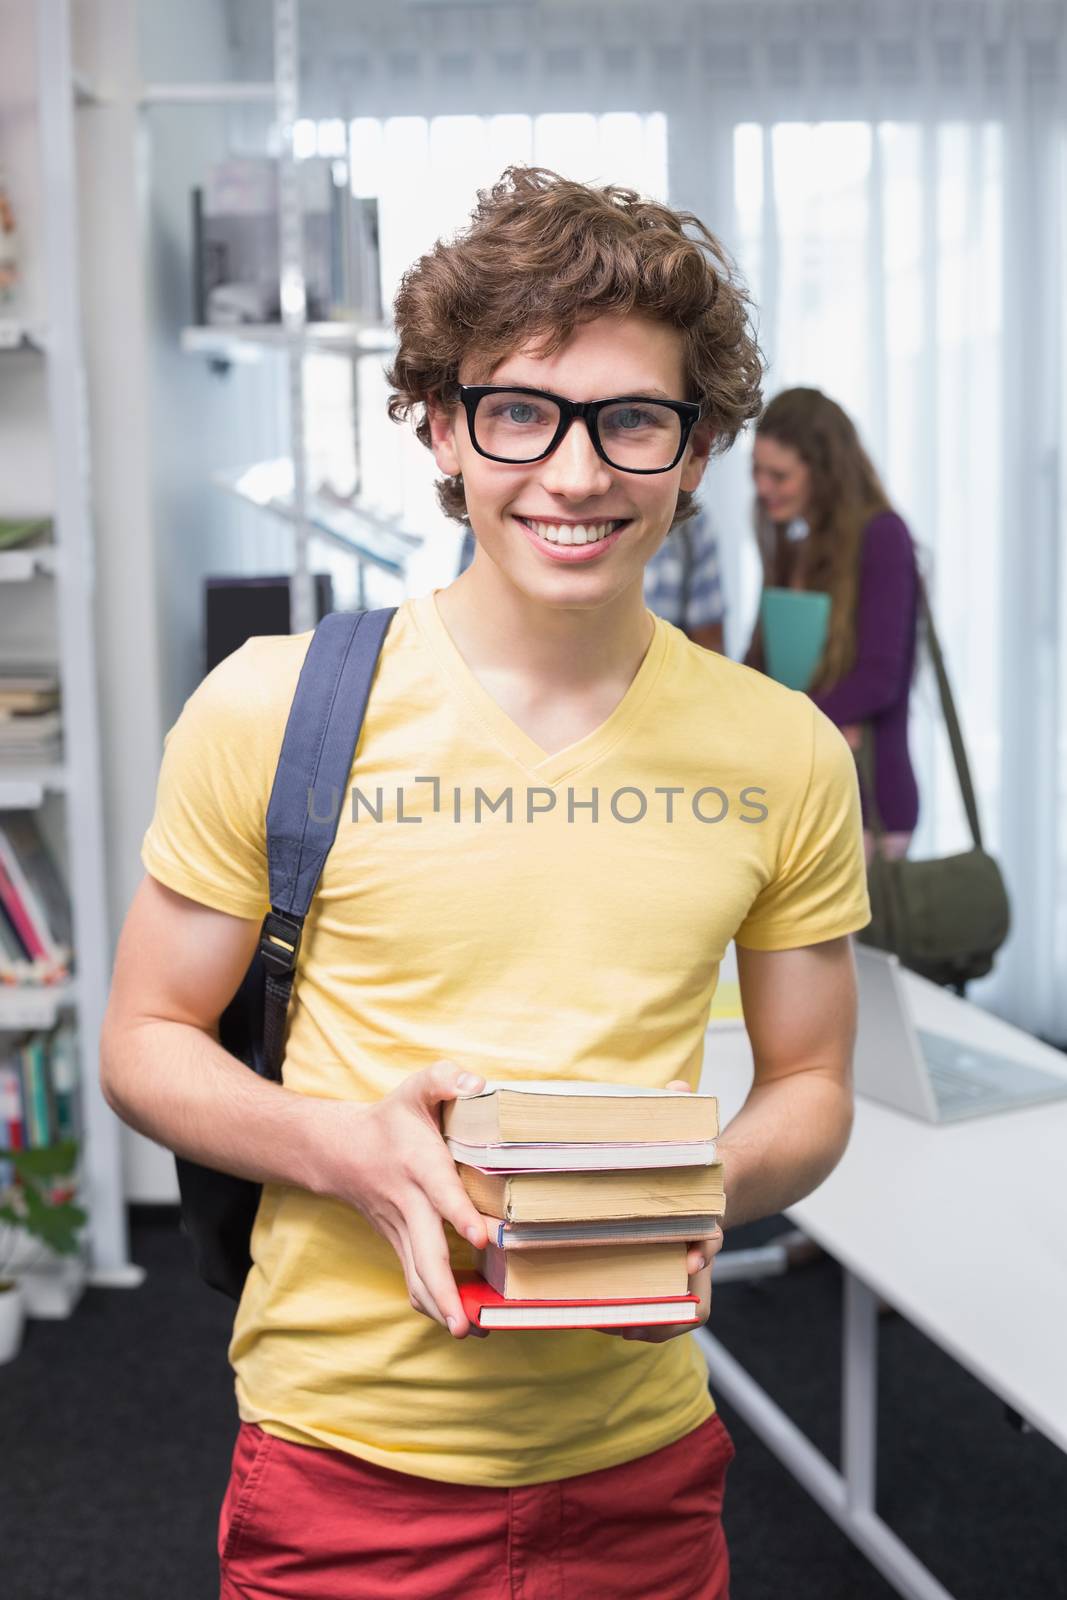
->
[140, 638, 299, 921]
[735, 702, 871, 950]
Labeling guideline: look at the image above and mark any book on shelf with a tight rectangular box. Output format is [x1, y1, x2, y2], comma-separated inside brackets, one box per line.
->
[442, 1080, 719, 1146]
[0, 708, 62, 762]
[0, 811, 72, 980]
[0, 1019, 80, 1153]
[0, 664, 60, 711]
[481, 1213, 723, 1250]
[458, 1162, 725, 1224]
[447, 1137, 717, 1172]
[0, 517, 51, 551]
[0, 665, 62, 763]
[457, 1274, 701, 1332]
[476, 1239, 689, 1300]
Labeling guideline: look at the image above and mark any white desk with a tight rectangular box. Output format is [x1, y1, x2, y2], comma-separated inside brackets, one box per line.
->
[696, 967, 1067, 1600]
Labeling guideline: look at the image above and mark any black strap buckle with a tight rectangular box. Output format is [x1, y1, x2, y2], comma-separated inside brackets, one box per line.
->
[259, 909, 303, 979]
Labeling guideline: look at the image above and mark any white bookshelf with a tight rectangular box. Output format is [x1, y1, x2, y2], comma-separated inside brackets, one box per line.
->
[0, 0, 137, 1295]
[180, 320, 397, 361]
[170, 0, 417, 626]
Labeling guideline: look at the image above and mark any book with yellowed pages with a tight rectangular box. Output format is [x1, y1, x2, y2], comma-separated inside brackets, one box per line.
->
[446, 1137, 716, 1171]
[442, 1080, 718, 1145]
[458, 1161, 725, 1224]
[481, 1212, 722, 1249]
[476, 1238, 689, 1300]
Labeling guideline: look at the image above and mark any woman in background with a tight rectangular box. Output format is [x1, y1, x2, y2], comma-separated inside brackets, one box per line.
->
[744, 387, 920, 861]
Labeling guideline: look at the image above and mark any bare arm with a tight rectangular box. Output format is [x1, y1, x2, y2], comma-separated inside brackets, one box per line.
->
[100, 874, 490, 1336]
[717, 935, 858, 1228]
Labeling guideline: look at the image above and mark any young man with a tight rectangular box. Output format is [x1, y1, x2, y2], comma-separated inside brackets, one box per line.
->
[101, 167, 870, 1600]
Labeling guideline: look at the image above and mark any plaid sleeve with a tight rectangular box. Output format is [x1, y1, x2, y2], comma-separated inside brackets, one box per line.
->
[684, 513, 726, 629]
[457, 528, 476, 575]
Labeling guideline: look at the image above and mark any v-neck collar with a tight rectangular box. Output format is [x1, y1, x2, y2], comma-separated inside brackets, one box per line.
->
[410, 589, 671, 787]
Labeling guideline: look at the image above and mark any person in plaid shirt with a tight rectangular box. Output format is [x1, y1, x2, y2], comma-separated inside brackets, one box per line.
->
[457, 502, 725, 652]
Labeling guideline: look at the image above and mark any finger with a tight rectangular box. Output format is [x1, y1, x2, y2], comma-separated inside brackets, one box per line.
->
[620, 1323, 687, 1343]
[685, 1227, 724, 1275]
[397, 1234, 446, 1329]
[420, 1164, 490, 1251]
[690, 1261, 713, 1322]
[665, 1079, 692, 1094]
[406, 1193, 471, 1338]
[411, 1058, 486, 1114]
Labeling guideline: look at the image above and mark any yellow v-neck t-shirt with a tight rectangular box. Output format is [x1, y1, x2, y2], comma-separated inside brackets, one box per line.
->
[141, 590, 870, 1486]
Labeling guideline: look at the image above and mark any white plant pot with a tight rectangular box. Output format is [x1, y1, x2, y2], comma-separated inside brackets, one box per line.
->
[0, 1280, 27, 1364]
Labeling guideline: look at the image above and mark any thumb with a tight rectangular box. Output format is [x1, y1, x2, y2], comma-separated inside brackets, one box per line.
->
[666, 1079, 693, 1094]
[413, 1058, 486, 1109]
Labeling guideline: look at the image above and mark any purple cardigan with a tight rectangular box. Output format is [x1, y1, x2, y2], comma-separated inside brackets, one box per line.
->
[811, 512, 920, 833]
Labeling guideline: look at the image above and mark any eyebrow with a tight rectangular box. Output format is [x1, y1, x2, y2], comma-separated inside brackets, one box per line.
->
[490, 380, 680, 402]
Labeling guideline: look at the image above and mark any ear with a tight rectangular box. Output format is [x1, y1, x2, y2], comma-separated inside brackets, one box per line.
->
[679, 421, 716, 494]
[427, 395, 463, 477]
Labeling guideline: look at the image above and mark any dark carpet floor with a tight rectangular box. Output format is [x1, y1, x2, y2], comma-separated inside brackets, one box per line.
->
[1, 1208, 1065, 1600]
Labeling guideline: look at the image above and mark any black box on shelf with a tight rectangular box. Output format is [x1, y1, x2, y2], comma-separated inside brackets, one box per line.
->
[204, 574, 334, 675]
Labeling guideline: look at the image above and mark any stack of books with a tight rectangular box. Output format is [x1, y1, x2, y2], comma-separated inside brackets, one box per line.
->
[444, 1083, 723, 1331]
[0, 664, 61, 765]
[0, 1019, 79, 1154]
[0, 811, 72, 983]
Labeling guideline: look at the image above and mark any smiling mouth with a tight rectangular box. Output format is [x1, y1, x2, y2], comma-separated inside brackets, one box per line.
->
[516, 517, 630, 547]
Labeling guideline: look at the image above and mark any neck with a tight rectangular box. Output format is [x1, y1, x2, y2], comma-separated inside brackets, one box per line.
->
[434, 560, 654, 695]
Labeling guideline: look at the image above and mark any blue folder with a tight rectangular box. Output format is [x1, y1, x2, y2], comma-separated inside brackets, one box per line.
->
[760, 587, 831, 690]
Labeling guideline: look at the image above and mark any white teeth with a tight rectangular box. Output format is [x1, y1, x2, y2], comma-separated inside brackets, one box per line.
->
[522, 519, 621, 546]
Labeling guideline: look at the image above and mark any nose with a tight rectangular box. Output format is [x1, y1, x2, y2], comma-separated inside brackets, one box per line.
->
[539, 416, 614, 500]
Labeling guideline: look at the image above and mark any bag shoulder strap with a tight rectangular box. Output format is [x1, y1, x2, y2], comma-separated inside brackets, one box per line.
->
[916, 577, 983, 849]
[858, 576, 983, 850]
[257, 606, 396, 1078]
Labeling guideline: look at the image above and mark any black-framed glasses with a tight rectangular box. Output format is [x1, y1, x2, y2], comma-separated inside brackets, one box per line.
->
[457, 384, 702, 475]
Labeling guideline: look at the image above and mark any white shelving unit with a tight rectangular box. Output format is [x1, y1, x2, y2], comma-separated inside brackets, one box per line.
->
[0, 0, 138, 1298]
[168, 0, 416, 622]
[179, 321, 396, 361]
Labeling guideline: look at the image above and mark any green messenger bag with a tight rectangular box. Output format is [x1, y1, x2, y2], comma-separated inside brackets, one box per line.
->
[856, 579, 1011, 990]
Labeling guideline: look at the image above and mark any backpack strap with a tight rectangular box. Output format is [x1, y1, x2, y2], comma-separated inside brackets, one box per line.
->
[257, 606, 396, 1081]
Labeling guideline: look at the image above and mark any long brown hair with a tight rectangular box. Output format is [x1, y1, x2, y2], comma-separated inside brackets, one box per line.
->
[754, 388, 893, 692]
[386, 165, 764, 529]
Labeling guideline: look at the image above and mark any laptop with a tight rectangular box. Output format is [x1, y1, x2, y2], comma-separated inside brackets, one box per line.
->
[853, 945, 1067, 1122]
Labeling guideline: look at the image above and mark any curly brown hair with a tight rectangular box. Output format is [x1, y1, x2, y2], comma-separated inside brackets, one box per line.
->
[385, 165, 764, 529]
[751, 388, 900, 692]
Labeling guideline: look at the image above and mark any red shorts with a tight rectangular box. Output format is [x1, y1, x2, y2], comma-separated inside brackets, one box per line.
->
[219, 1412, 734, 1600]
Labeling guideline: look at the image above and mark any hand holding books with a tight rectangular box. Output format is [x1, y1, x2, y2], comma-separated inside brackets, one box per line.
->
[311, 1058, 490, 1339]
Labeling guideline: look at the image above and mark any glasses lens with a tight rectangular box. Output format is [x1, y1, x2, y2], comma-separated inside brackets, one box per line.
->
[597, 401, 683, 471]
[472, 391, 562, 462]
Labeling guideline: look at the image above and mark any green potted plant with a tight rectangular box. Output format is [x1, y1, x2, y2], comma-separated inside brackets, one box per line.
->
[0, 1139, 86, 1364]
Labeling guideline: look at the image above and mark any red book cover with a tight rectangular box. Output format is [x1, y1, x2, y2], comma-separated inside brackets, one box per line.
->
[0, 851, 48, 962]
[457, 1272, 700, 1332]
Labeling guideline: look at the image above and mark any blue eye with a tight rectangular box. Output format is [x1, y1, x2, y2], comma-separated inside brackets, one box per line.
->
[487, 399, 549, 426]
[601, 404, 670, 433]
